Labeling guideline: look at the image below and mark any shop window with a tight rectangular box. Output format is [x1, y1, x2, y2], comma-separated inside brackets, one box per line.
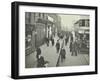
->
[82, 20, 85, 26]
[79, 20, 82, 26]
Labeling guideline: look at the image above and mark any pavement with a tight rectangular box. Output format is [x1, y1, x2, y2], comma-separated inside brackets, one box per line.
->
[58, 36, 89, 66]
[25, 35, 89, 68]
[25, 35, 60, 68]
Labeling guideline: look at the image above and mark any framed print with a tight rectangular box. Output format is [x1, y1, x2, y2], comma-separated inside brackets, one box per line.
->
[11, 1, 98, 79]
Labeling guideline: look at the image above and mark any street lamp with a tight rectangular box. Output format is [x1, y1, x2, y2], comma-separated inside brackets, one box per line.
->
[34, 31, 37, 48]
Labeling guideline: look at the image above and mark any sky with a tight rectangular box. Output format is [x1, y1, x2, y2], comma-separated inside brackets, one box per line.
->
[59, 14, 89, 31]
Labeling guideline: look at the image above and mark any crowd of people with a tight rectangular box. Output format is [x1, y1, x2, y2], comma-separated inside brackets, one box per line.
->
[35, 32, 81, 67]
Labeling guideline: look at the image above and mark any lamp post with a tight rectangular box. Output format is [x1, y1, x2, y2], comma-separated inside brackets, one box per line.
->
[34, 31, 37, 48]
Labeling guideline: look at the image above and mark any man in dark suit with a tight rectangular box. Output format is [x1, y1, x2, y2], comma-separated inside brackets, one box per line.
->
[51, 38, 54, 46]
[60, 48, 66, 62]
[72, 40, 78, 56]
[56, 40, 60, 53]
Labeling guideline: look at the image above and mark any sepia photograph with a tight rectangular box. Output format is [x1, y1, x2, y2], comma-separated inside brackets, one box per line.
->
[11, 2, 97, 79]
[25, 12, 90, 68]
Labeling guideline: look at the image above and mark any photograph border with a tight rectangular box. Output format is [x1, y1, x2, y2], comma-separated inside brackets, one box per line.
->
[11, 1, 98, 79]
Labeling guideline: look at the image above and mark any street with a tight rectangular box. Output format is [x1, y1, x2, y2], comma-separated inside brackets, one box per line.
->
[25, 34, 89, 68]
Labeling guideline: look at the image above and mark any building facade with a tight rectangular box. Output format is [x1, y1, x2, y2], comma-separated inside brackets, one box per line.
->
[25, 12, 61, 55]
[74, 19, 89, 39]
[47, 13, 61, 38]
[25, 12, 47, 55]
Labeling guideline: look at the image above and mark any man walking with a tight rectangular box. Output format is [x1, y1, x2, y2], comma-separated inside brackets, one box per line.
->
[69, 40, 72, 53]
[60, 48, 66, 62]
[65, 36, 69, 46]
[51, 38, 54, 46]
[56, 40, 60, 53]
[71, 40, 78, 56]
[74, 39, 78, 56]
